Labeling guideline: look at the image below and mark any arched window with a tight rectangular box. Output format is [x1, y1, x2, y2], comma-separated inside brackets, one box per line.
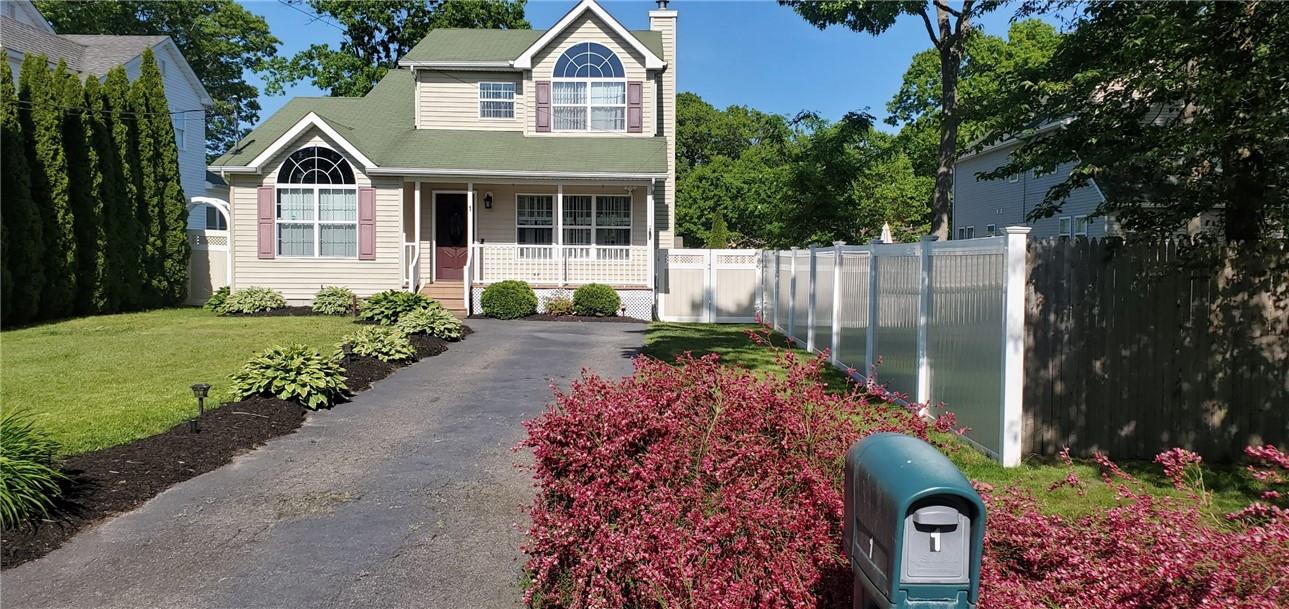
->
[274, 146, 359, 258]
[551, 42, 626, 131]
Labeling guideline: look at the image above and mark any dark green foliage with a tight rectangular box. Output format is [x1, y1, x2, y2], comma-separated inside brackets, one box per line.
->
[221, 287, 287, 314]
[204, 286, 230, 312]
[263, 0, 528, 98]
[480, 280, 537, 319]
[312, 286, 358, 316]
[104, 67, 144, 312]
[21, 56, 76, 319]
[131, 50, 189, 306]
[394, 302, 464, 341]
[38, 0, 281, 160]
[0, 410, 65, 529]
[82, 77, 121, 314]
[543, 295, 575, 317]
[572, 284, 620, 317]
[706, 213, 731, 248]
[229, 344, 349, 410]
[61, 68, 103, 314]
[0, 61, 44, 326]
[342, 326, 416, 363]
[359, 290, 433, 325]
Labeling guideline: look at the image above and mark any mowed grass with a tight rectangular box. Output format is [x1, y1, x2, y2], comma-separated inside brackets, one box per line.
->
[643, 322, 1258, 519]
[1, 308, 357, 456]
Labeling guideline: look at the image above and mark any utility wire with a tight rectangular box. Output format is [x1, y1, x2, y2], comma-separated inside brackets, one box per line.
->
[277, 0, 346, 32]
[8, 98, 206, 118]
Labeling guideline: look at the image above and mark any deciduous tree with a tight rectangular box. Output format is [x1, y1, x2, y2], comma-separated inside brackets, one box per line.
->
[263, 0, 528, 97]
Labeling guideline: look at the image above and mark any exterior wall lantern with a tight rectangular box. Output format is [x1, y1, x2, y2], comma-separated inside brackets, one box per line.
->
[483, 192, 493, 209]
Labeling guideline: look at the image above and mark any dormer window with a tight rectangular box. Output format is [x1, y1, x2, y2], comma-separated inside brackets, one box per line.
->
[551, 42, 626, 131]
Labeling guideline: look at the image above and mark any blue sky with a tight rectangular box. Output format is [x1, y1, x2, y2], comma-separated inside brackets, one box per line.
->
[240, 0, 1042, 131]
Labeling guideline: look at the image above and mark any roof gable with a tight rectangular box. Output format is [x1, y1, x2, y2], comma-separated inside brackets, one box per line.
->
[513, 0, 664, 70]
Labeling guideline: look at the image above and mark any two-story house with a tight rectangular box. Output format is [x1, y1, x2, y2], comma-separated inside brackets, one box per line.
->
[1, 0, 212, 201]
[209, 0, 675, 319]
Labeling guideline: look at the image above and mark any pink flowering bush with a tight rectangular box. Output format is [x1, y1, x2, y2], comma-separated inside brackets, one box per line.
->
[978, 447, 1289, 609]
[522, 349, 938, 609]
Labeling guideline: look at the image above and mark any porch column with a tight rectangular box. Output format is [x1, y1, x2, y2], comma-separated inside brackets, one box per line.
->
[413, 180, 422, 292]
[647, 179, 656, 295]
[556, 183, 565, 287]
[466, 183, 475, 313]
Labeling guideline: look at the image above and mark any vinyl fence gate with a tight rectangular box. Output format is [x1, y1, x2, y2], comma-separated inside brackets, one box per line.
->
[656, 249, 760, 323]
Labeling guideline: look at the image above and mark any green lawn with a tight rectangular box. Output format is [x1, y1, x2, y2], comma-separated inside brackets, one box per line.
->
[642, 322, 1258, 519]
[1, 308, 357, 455]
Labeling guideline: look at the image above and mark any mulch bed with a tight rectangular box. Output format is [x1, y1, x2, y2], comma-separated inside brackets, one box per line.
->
[469, 314, 645, 323]
[0, 328, 466, 570]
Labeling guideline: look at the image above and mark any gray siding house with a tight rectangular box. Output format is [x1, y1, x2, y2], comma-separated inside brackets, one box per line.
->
[953, 139, 1112, 240]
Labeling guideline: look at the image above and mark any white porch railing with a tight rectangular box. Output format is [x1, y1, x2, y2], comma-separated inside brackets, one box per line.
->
[472, 244, 650, 286]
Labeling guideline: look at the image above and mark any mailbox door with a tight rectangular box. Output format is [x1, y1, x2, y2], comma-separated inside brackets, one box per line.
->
[900, 503, 971, 584]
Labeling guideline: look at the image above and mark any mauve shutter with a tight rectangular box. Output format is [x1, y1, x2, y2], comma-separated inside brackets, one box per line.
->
[358, 187, 376, 260]
[257, 186, 274, 259]
[627, 81, 643, 133]
[535, 80, 551, 132]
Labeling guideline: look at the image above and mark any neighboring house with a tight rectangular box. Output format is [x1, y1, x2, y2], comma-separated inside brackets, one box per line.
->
[1, 0, 212, 200]
[209, 0, 677, 319]
[953, 134, 1114, 240]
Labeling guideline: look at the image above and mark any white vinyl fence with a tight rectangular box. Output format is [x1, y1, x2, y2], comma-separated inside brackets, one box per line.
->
[760, 228, 1030, 466]
[657, 249, 760, 323]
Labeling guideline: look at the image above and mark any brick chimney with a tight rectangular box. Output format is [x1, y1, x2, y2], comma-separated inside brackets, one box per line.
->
[650, 2, 677, 248]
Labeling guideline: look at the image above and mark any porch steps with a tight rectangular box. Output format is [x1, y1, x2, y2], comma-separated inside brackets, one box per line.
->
[419, 282, 468, 318]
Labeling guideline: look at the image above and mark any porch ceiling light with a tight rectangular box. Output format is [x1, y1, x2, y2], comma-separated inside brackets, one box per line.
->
[484, 192, 493, 209]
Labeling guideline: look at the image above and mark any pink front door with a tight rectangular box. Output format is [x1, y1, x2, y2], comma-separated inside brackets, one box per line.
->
[435, 194, 468, 281]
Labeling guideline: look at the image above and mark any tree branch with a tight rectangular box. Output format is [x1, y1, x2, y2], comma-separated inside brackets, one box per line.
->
[954, 0, 976, 39]
[933, 0, 962, 19]
[918, 7, 942, 49]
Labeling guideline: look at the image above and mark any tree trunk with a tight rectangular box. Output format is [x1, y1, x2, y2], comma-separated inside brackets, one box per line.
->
[931, 5, 964, 241]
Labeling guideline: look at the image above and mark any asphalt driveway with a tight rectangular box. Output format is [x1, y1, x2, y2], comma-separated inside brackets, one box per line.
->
[2, 319, 643, 609]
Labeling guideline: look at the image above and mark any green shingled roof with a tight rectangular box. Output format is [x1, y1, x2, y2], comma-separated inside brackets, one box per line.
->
[211, 68, 667, 176]
[402, 28, 663, 63]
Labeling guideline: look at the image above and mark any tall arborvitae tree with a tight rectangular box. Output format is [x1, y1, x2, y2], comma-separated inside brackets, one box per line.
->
[20, 55, 76, 318]
[104, 66, 144, 310]
[82, 77, 117, 312]
[131, 49, 188, 306]
[58, 66, 100, 314]
[1, 61, 45, 325]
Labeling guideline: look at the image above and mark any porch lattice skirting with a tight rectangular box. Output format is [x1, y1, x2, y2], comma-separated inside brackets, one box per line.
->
[471, 287, 653, 320]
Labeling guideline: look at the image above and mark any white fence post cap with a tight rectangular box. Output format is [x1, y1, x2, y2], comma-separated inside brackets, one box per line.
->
[1003, 226, 1032, 235]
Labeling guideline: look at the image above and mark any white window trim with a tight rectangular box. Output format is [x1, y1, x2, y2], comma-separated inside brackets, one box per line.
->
[1008, 173, 1020, 183]
[275, 182, 360, 259]
[1059, 216, 1073, 236]
[515, 192, 555, 246]
[986, 224, 996, 236]
[550, 78, 628, 133]
[174, 116, 185, 151]
[478, 81, 516, 120]
[1074, 215, 1091, 236]
[561, 194, 633, 250]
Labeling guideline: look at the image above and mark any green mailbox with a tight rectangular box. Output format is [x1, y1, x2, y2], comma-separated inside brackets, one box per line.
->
[844, 433, 986, 609]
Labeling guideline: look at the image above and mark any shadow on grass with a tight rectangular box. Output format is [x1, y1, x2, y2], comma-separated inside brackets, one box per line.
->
[641, 323, 855, 391]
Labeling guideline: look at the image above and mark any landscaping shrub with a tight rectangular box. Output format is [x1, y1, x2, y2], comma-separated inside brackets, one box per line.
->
[572, 283, 620, 316]
[221, 286, 287, 314]
[229, 344, 348, 410]
[312, 286, 357, 316]
[341, 326, 416, 363]
[543, 295, 575, 317]
[0, 410, 65, 529]
[480, 280, 537, 319]
[523, 348, 937, 608]
[395, 302, 463, 341]
[359, 289, 432, 325]
[203, 286, 229, 312]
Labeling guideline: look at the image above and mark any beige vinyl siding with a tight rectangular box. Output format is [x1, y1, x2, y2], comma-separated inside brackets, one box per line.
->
[526, 13, 656, 137]
[472, 183, 648, 246]
[228, 129, 404, 303]
[416, 71, 525, 131]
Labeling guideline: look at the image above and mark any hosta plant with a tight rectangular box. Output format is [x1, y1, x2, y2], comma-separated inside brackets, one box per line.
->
[0, 410, 65, 529]
[203, 286, 230, 313]
[358, 290, 432, 325]
[229, 344, 349, 410]
[342, 326, 416, 363]
[221, 286, 287, 314]
[312, 286, 358, 316]
[395, 302, 463, 340]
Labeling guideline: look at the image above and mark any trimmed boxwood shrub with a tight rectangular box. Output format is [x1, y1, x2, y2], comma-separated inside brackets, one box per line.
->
[395, 302, 464, 340]
[544, 295, 575, 317]
[341, 326, 416, 363]
[203, 286, 230, 313]
[359, 290, 432, 325]
[0, 410, 65, 529]
[229, 344, 349, 410]
[222, 286, 287, 314]
[572, 283, 620, 316]
[312, 286, 357, 316]
[480, 280, 537, 319]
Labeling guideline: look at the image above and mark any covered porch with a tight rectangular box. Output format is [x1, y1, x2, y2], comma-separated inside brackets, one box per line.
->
[397, 176, 659, 316]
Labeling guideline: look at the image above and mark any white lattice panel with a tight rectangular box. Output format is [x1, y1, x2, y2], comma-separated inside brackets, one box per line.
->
[187, 229, 228, 250]
[472, 286, 652, 320]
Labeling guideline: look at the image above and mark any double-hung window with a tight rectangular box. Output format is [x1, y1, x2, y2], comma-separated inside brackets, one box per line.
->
[275, 146, 358, 258]
[594, 195, 631, 245]
[1074, 215, 1091, 236]
[517, 194, 554, 245]
[1059, 217, 1073, 236]
[562, 196, 593, 245]
[518, 194, 632, 255]
[551, 42, 626, 132]
[479, 82, 516, 119]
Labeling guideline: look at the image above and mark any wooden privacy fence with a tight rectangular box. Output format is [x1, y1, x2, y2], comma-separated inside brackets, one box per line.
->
[1024, 238, 1288, 461]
